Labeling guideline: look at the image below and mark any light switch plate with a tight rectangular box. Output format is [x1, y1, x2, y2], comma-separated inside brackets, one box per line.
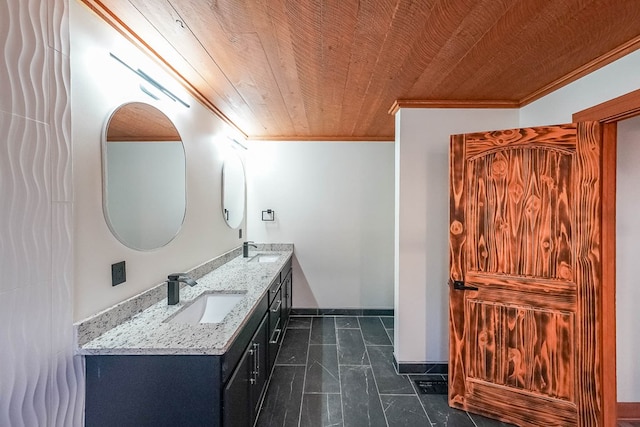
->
[112, 261, 126, 286]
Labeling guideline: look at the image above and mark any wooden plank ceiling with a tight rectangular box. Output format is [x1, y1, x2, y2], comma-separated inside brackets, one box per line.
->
[83, 0, 640, 140]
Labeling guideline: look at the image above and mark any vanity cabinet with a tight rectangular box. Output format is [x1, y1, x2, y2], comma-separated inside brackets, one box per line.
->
[267, 282, 283, 371]
[223, 314, 268, 427]
[84, 255, 292, 427]
[282, 268, 292, 328]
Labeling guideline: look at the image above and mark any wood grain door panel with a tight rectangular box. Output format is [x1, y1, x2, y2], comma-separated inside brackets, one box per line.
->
[449, 123, 603, 426]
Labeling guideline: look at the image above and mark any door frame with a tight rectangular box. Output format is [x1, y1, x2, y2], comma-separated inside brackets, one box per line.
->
[573, 87, 640, 426]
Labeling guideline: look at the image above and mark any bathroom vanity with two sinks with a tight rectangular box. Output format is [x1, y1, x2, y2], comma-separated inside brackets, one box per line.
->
[76, 246, 293, 427]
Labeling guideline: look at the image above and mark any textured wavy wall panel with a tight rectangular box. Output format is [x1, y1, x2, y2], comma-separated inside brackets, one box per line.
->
[0, 0, 83, 426]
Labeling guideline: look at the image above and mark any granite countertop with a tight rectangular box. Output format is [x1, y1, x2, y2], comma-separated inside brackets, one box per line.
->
[78, 249, 293, 356]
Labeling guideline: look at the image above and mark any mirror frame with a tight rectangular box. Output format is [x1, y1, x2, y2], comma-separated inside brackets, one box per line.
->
[101, 102, 186, 250]
[221, 150, 246, 229]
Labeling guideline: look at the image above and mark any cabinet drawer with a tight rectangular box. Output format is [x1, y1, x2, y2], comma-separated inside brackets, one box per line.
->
[268, 278, 281, 305]
[267, 315, 282, 371]
[222, 293, 268, 383]
[269, 289, 282, 330]
[282, 258, 292, 279]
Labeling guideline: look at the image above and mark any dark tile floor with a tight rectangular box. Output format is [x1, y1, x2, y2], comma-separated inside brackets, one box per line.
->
[256, 315, 514, 427]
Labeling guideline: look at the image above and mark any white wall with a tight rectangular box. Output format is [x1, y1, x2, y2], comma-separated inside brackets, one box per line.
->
[520, 50, 640, 127]
[0, 0, 84, 425]
[71, 0, 244, 321]
[394, 108, 519, 363]
[246, 141, 394, 309]
[616, 115, 640, 403]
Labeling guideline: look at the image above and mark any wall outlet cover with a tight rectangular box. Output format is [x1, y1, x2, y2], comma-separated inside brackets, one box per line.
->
[112, 261, 126, 286]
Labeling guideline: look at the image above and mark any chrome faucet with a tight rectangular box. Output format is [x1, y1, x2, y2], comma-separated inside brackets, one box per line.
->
[243, 241, 257, 258]
[167, 273, 197, 305]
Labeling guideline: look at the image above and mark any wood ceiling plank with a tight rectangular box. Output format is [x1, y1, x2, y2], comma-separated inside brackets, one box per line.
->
[318, 0, 360, 136]
[454, 0, 592, 98]
[284, 0, 325, 135]
[126, 0, 263, 134]
[350, 0, 438, 136]
[245, 0, 310, 136]
[410, 0, 546, 100]
[206, 0, 256, 34]
[479, 1, 640, 101]
[170, 0, 295, 137]
[421, 0, 639, 100]
[88, 0, 640, 140]
[357, 0, 509, 136]
[337, 0, 399, 137]
[364, 0, 512, 137]
[408, 0, 513, 98]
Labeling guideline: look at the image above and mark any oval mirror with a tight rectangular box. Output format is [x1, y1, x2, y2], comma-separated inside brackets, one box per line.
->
[222, 151, 245, 229]
[102, 102, 186, 250]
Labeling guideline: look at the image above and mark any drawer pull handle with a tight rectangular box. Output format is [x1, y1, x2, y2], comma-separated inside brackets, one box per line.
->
[271, 300, 282, 313]
[249, 347, 256, 384]
[252, 343, 260, 379]
[269, 328, 282, 344]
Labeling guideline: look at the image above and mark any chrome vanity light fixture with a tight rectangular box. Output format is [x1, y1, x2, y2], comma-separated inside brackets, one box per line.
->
[228, 136, 248, 150]
[109, 52, 190, 108]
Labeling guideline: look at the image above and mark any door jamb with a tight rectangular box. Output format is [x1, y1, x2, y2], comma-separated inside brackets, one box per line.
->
[573, 88, 640, 426]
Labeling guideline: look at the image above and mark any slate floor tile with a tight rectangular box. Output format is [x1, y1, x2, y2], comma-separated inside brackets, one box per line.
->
[335, 316, 359, 329]
[259, 315, 525, 427]
[367, 345, 415, 394]
[310, 317, 337, 345]
[340, 365, 387, 427]
[380, 395, 430, 427]
[256, 366, 306, 427]
[288, 316, 312, 329]
[385, 328, 394, 345]
[414, 392, 475, 427]
[358, 317, 391, 345]
[300, 393, 343, 427]
[380, 316, 394, 329]
[276, 328, 309, 365]
[337, 328, 369, 366]
[305, 344, 340, 393]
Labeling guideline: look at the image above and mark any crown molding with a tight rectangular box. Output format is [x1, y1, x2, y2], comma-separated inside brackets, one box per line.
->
[388, 99, 519, 115]
[247, 136, 394, 142]
[573, 88, 640, 123]
[520, 35, 640, 107]
[391, 36, 640, 115]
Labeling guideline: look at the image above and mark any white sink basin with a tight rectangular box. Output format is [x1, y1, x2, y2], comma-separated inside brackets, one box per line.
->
[168, 292, 245, 324]
[249, 253, 279, 263]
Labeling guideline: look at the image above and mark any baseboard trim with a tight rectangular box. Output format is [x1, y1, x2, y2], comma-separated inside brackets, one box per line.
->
[392, 355, 448, 374]
[618, 402, 640, 421]
[291, 308, 394, 316]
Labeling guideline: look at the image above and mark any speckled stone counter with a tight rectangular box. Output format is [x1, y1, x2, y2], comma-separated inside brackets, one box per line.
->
[76, 246, 293, 356]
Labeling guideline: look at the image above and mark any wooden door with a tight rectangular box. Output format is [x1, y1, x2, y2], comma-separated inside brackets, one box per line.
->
[449, 123, 604, 426]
